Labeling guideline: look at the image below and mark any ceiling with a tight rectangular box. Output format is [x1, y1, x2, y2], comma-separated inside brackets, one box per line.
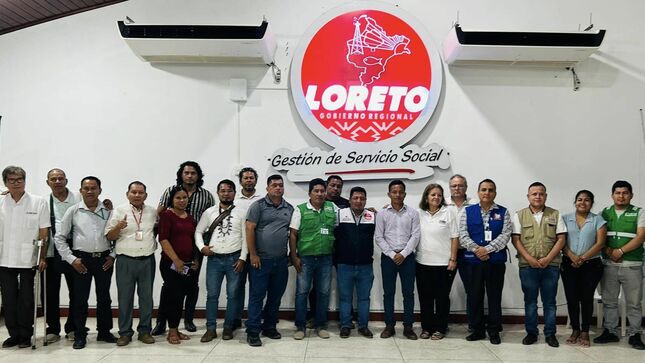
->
[0, 0, 128, 35]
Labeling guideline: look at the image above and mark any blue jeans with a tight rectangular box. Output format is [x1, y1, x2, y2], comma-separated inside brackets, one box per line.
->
[295, 254, 332, 330]
[205, 251, 243, 330]
[245, 256, 288, 335]
[337, 263, 373, 329]
[519, 265, 559, 336]
[381, 253, 416, 327]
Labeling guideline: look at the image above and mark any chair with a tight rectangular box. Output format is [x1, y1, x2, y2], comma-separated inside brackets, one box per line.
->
[594, 284, 626, 337]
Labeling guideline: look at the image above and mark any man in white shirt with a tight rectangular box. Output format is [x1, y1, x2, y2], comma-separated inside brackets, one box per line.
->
[105, 181, 158, 347]
[0, 166, 50, 349]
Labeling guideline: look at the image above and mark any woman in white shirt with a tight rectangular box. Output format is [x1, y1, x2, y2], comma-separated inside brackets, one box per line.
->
[416, 183, 459, 340]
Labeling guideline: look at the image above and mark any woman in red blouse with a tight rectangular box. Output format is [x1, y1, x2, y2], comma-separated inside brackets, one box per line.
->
[158, 186, 199, 344]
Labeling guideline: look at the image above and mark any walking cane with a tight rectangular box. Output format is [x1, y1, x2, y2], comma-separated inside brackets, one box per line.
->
[43, 257, 48, 347]
[32, 239, 44, 349]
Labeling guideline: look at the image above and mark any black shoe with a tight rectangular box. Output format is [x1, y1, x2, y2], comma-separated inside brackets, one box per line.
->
[340, 327, 351, 338]
[97, 332, 118, 343]
[522, 333, 538, 345]
[262, 329, 282, 339]
[73, 337, 86, 350]
[545, 335, 559, 348]
[628, 333, 645, 350]
[403, 327, 418, 340]
[151, 320, 167, 336]
[2, 337, 19, 348]
[358, 327, 373, 338]
[232, 319, 243, 331]
[184, 319, 197, 332]
[17, 338, 31, 349]
[489, 332, 501, 345]
[593, 329, 620, 344]
[247, 334, 262, 347]
[466, 332, 486, 341]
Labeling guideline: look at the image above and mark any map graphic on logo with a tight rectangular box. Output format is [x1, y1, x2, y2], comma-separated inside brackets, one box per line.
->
[346, 15, 411, 86]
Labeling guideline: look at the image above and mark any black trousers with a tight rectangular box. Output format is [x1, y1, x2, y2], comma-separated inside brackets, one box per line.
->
[0, 267, 35, 340]
[156, 255, 202, 324]
[456, 249, 473, 328]
[159, 258, 197, 328]
[72, 254, 114, 338]
[560, 257, 603, 332]
[468, 262, 505, 335]
[40, 255, 76, 335]
[416, 263, 456, 333]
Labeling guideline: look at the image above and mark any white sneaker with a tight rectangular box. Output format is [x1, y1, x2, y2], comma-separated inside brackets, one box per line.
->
[317, 329, 330, 339]
[293, 330, 305, 340]
[46, 333, 60, 343]
[65, 331, 75, 341]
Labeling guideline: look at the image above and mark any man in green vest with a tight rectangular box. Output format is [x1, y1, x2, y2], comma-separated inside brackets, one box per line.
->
[594, 180, 645, 350]
[289, 178, 338, 340]
[512, 182, 567, 348]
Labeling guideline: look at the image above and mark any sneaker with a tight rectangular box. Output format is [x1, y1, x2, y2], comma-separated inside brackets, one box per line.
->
[340, 327, 351, 338]
[380, 325, 395, 339]
[293, 329, 305, 340]
[201, 329, 217, 343]
[545, 335, 559, 348]
[137, 333, 155, 344]
[522, 333, 538, 345]
[222, 328, 234, 341]
[593, 329, 620, 344]
[97, 332, 118, 343]
[403, 327, 418, 340]
[151, 320, 167, 336]
[65, 331, 75, 341]
[357, 327, 373, 338]
[261, 330, 282, 339]
[2, 337, 19, 348]
[46, 333, 60, 344]
[317, 329, 330, 339]
[247, 333, 262, 347]
[628, 333, 645, 350]
[116, 335, 132, 346]
[72, 337, 86, 350]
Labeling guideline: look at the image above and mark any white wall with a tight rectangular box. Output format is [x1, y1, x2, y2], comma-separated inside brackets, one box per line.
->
[1, 0, 644, 316]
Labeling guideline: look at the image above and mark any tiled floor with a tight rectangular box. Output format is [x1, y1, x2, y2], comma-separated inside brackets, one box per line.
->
[0, 318, 642, 362]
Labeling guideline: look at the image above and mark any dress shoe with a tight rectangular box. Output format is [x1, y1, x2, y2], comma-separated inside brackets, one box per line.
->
[73, 337, 86, 349]
[247, 333, 262, 347]
[358, 327, 373, 338]
[116, 335, 131, 346]
[262, 329, 282, 339]
[151, 320, 167, 336]
[222, 328, 234, 340]
[340, 327, 351, 338]
[380, 325, 395, 338]
[200, 329, 217, 343]
[137, 333, 155, 344]
[97, 332, 118, 343]
[628, 333, 645, 350]
[2, 337, 19, 348]
[184, 320, 197, 332]
[522, 333, 538, 345]
[18, 338, 31, 349]
[466, 332, 486, 341]
[403, 327, 418, 340]
[489, 332, 501, 345]
[593, 329, 619, 344]
[545, 335, 559, 347]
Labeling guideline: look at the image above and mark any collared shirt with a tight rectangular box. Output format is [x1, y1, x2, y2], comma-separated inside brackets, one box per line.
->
[563, 212, 605, 259]
[55, 200, 114, 264]
[246, 195, 294, 258]
[48, 189, 80, 257]
[512, 208, 567, 234]
[195, 203, 247, 260]
[416, 206, 459, 266]
[459, 202, 512, 253]
[447, 196, 478, 215]
[235, 191, 262, 219]
[289, 201, 339, 230]
[159, 186, 214, 222]
[374, 204, 420, 259]
[105, 203, 157, 257]
[0, 192, 50, 268]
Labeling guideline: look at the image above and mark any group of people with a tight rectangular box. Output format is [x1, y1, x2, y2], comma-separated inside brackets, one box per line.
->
[0, 163, 643, 351]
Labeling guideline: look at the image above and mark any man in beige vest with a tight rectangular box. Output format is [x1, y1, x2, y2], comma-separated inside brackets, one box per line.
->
[512, 182, 566, 348]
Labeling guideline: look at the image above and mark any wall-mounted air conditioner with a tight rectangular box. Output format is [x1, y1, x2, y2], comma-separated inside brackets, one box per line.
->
[443, 25, 606, 67]
[117, 20, 277, 64]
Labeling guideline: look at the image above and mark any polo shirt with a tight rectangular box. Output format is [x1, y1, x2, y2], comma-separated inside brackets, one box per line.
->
[246, 195, 294, 258]
[416, 206, 459, 266]
[0, 192, 50, 268]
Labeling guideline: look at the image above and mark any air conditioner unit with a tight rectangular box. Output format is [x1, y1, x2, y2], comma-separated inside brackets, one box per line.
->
[443, 25, 606, 67]
[117, 20, 277, 64]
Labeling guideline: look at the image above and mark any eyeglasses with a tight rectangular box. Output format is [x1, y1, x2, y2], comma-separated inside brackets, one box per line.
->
[6, 177, 24, 184]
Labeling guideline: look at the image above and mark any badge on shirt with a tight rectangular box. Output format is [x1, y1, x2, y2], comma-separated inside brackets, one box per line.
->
[493, 213, 502, 221]
[135, 230, 144, 241]
[320, 227, 329, 235]
[484, 230, 493, 242]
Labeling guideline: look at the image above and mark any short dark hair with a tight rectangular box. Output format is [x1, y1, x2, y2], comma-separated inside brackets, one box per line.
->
[128, 180, 146, 192]
[388, 179, 406, 192]
[80, 176, 102, 189]
[308, 178, 326, 193]
[217, 179, 236, 193]
[419, 183, 445, 211]
[166, 185, 188, 208]
[267, 174, 283, 185]
[528, 181, 546, 191]
[349, 186, 367, 198]
[326, 175, 343, 183]
[2, 166, 26, 183]
[611, 180, 632, 194]
[478, 179, 496, 190]
[574, 189, 595, 204]
[47, 168, 66, 179]
[238, 167, 258, 183]
[176, 161, 204, 188]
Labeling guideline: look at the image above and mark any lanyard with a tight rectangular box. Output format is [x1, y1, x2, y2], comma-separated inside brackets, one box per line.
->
[131, 205, 143, 231]
[92, 208, 106, 220]
[351, 210, 364, 226]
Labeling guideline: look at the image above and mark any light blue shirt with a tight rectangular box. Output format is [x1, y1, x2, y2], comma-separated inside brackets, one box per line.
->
[563, 212, 606, 258]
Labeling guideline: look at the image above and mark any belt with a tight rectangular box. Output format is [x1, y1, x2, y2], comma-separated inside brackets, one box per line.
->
[74, 250, 110, 259]
[118, 254, 154, 260]
[212, 249, 241, 258]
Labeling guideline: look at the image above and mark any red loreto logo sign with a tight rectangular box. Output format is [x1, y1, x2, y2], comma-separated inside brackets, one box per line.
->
[275, 2, 449, 181]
